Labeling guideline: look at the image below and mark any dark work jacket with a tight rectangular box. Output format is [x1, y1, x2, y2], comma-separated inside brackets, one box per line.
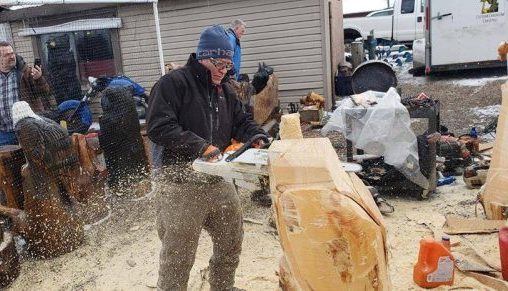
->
[146, 54, 265, 171]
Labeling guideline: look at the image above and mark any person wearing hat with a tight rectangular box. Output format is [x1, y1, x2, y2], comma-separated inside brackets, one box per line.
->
[146, 25, 266, 291]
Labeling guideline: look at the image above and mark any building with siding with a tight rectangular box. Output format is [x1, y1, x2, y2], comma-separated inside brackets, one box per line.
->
[0, 0, 344, 107]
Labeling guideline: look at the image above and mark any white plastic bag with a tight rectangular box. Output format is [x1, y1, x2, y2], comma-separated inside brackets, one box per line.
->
[322, 88, 429, 189]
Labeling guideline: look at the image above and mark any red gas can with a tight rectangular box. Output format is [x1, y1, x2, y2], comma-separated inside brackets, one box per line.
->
[499, 226, 508, 280]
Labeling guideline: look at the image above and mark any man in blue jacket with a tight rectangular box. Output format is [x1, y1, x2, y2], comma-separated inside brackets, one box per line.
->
[227, 20, 246, 81]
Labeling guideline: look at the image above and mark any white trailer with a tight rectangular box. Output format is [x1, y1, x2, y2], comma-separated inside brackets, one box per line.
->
[414, 0, 507, 74]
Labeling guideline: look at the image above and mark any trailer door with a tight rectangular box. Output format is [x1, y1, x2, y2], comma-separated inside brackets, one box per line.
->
[430, 0, 508, 66]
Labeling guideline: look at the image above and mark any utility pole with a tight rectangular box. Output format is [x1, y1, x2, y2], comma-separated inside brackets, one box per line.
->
[387, 0, 390, 8]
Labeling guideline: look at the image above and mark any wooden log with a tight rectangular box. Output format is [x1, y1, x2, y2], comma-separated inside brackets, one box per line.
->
[269, 138, 390, 290]
[0, 145, 25, 209]
[14, 115, 84, 258]
[484, 202, 507, 221]
[70, 134, 109, 224]
[481, 81, 508, 219]
[279, 113, 303, 140]
[351, 41, 365, 69]
[0, 228, 20, 288]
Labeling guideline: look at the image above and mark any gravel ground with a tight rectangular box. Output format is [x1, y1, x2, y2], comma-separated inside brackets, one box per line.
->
[397, 66, 506, 135]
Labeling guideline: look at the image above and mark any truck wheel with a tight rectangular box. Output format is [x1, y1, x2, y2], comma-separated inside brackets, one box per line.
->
[344, 29, 361, 44]
[410, 67, 425, 76]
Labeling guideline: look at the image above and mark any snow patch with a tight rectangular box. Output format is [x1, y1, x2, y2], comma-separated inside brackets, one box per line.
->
[471, 104, 501, 118]
[451, 76, 508, 87]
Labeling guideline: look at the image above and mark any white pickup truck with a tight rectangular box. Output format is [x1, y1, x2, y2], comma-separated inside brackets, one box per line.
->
[413, 0, 507, 74]
[344, 0, 425, 44]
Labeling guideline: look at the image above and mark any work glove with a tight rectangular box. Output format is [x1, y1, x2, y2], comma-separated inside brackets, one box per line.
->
[201, 144, 222, 162]
[252, 139, 265, 149]
[224, 139, 243, 153]
[252, 135, 270, 149]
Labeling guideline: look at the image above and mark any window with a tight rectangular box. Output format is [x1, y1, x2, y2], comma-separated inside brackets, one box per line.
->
[369, 9, 394, 17]
[75, 30, 115, 81]
[39, 29, 116, 82]
[37, 29, 118, 104]
[421, 0, 425, 13]
[401, 0, 415, 14]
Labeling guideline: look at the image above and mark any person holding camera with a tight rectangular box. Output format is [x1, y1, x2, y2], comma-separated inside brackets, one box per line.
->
[0, 41, 57, 145]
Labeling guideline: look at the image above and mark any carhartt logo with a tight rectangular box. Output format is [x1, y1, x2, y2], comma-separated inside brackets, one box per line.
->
[197, 48, 233, 59]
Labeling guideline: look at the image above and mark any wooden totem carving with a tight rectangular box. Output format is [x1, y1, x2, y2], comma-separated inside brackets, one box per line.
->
[98, 87, 150, 197]
[9, 108, 84, 258]
[268, 138, 390, 290]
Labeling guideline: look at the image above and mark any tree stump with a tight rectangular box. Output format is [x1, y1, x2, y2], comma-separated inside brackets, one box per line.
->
[14, 115, 84, 258]
[0, 145, 25, 209]
[481, 81, 508, 219]
[0, 226, 20, 288]
[269, 138, 391, 290]
[98, 87, 150, 198]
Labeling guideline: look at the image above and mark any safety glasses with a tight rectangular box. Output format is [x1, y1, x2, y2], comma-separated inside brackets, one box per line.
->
[209, 58, 233, 71]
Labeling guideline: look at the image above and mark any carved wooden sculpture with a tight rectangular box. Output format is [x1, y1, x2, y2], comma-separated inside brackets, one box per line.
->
[98, 88, 150, 197]
[229, 79, 255, 108]
[268, 138, 390, 290]
[0, 225, 20, 288]
[481, 81, 508, 219]
[17, 117, 84, 257]
[253, 75, 279, 126]
[0, 101, 84, 258]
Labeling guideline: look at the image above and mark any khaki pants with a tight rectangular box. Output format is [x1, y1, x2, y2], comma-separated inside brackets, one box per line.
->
[156, 174, 243, 291]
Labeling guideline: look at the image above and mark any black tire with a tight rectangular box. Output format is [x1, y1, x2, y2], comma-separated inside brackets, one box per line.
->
[344, 29, 362, 44]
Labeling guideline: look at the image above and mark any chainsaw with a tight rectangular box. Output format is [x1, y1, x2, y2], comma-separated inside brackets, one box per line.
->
[192, 134, 270, 192]
[192, 134, 363, 193]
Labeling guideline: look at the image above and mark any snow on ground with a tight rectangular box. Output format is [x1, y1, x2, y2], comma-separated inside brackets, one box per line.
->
[451, 76, 508, 87]
[471, 104, 501, 119]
